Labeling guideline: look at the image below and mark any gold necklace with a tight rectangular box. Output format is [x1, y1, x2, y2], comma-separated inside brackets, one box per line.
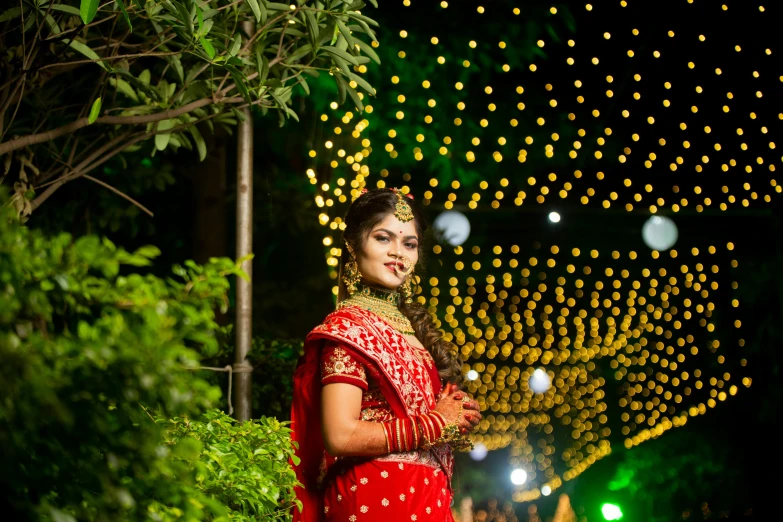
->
[339, 284, 415, 335]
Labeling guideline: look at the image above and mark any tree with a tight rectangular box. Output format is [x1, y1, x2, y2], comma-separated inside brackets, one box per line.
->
[0, 0, 380, 217]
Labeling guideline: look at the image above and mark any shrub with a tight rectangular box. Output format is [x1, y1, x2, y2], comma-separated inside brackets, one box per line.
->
[159, 410, 301, 521]
[0, 190, 301, 520]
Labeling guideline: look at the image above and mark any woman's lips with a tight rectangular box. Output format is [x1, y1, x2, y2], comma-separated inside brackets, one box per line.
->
[384, 262, 403, 272]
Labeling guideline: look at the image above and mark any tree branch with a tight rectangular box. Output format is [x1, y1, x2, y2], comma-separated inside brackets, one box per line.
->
[30, 110, 232, 211]
[0, 96, 244, 157]
[82, 174, 154, 217]
[30, 51, 183, 73]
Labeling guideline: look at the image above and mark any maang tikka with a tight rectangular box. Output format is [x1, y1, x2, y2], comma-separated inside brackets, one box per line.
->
[342, 242, 362, 295]
[392, 188, 414, 223]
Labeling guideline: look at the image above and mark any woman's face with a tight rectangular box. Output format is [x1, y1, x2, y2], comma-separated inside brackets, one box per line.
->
[355, 212, 420, 291]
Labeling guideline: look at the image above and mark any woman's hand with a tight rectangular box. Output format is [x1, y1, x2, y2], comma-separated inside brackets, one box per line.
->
[433, 389, 482, 433]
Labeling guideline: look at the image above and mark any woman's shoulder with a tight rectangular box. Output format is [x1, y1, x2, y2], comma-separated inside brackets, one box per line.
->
[307, 305, 374, 339]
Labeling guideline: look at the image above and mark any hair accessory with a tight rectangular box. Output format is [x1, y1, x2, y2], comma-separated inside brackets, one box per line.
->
[360, 188, 368, 194]
[391, 188, 414, 223]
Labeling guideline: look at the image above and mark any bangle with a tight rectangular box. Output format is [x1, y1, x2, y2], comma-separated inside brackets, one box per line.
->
[382, 422, 391, 454]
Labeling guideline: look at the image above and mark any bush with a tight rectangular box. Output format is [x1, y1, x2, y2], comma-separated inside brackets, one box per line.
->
[159, 410, 301, 521]
[0, 191, 298, 520]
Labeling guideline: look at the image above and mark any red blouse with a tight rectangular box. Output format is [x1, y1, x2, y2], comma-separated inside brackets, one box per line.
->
[320, 340, 442, 409]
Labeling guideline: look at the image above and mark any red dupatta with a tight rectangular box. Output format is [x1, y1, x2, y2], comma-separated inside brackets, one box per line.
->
[289, 306, 441, 522]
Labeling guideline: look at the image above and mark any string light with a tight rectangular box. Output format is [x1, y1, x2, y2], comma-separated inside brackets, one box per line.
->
[302, 0, 758, 500]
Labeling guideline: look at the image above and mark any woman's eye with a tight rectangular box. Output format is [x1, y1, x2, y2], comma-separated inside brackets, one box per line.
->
[376, 236, 390, 242]
[406, 243, 417, 249]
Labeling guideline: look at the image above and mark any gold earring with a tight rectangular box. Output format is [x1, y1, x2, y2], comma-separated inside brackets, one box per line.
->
[399, 271, 415, 304]
[342, 244, 362, 295]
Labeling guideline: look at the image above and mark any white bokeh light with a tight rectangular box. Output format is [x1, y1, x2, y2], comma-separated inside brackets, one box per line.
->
[642, 215, 678, 251]
[510, 469, 528, 486]
[528, 368, 552, 394]
[467, 369, 479, 381]
[469, 443, 488, 461]
[541, 485, 552, 496]
[433, 211, 471, 246]
[548, 211, 561, 223]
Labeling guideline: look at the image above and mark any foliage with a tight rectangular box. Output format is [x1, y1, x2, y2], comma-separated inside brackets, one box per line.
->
[606, 430, 748, 522]
[160, 409, 301, 521]
[0, 186, 258, 520]
[0, 0, 381, 216]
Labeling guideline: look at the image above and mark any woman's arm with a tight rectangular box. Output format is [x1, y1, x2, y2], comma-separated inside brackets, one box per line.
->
[321, 382, 387, 457]
[321, 382, 482, 458]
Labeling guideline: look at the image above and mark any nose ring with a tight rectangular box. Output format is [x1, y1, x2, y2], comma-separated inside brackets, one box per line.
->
[396, 253, 415, 276]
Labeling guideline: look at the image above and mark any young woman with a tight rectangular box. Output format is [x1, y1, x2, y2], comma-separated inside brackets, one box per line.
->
[291, 188, 482, 521]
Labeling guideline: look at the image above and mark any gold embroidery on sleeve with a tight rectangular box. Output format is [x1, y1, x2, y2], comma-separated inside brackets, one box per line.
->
[322, 347, 367, 384]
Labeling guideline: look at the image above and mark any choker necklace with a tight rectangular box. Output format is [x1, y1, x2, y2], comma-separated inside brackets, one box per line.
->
[339, 283, 415, 335]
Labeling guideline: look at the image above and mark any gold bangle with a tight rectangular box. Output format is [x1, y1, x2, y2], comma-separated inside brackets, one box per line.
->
[382, 422, 391, 454]
[395, 419, 402, 453]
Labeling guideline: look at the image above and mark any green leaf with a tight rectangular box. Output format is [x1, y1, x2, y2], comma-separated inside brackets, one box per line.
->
[246, 0, 262, 22]
[199, 37, 216, 59]
[286, 43, 312, 63]
[345, 12, 380, 27]
[355, 39, 380, 64]
[51, 5, 81, 16]
[228, 34, 241, 57]
[44, 15, 61, 35]
[155, 119, 176, 151]
[266, 2, 291, 11]
[225, 65, 250, 101]
[109, 78, 138, 102]
[334, 18, 355, 53]
[334, 73, 347, 105]
[88, 97, 102, 124]
[284, 105, 300, 122]
[167, 55, 185, 84]
[321, 45, 359, 66]
[79, 0, 99, 24]
[174, 0, 193, 35]
[116, 0, 132, 32]
[296, 76, 310, 95]
[0, 7, 22, 22]
[68, 39, 107, 70]
[345, 83, 363, 112]
[347, 71, 374, 96]
[196, 6, 203, 31]
[305, 10, 320, 45]
[189, 125, 207, 161]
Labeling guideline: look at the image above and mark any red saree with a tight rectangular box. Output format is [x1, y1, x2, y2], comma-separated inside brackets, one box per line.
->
[290, 306, 455, 522]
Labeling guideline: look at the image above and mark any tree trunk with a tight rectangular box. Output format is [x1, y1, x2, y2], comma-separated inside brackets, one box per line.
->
[233, 20, 255, 423]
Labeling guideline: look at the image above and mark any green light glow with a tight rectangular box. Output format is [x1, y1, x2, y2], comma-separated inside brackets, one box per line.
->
[601, 503, 623, 521]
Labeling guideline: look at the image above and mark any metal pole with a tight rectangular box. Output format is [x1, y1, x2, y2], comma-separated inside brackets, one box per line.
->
[233, 20, 254, 422]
